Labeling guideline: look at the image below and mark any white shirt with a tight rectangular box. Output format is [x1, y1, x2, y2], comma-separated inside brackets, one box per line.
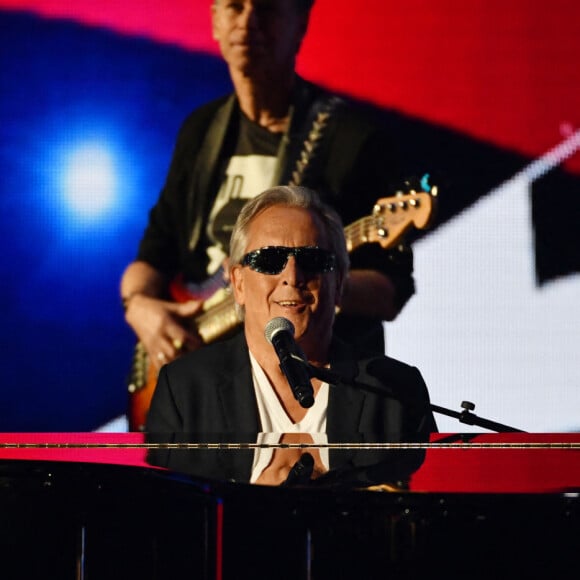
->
[249, 351, 329, 433]
[248, 351, 330, 483]
[206, 154, 277, 274]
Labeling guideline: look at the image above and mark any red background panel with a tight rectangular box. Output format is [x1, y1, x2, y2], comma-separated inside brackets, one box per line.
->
[3, 0, 579, 171]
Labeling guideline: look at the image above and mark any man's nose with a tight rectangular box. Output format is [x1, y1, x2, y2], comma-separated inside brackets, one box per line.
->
[238, 2, 259, 29]
[281, 256, 307, 286]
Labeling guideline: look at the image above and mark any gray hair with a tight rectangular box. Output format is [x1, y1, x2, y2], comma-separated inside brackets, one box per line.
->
[230, 185, 349, 283]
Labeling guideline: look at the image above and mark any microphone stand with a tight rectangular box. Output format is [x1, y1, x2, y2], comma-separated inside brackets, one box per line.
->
[306, 363, 525, 434]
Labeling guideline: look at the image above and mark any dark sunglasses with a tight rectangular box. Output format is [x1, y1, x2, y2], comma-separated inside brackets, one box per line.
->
[241, 246, 336, 275]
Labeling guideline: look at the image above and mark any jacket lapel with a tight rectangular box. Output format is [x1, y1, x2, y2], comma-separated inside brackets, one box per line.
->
[215, 332, 261, 434]
[326, 338, 367, 437]
[187, 95, 236, 251]
[213, 334, 367, 434]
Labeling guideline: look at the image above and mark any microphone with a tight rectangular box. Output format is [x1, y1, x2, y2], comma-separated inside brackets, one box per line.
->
[264, 317, 315, 408]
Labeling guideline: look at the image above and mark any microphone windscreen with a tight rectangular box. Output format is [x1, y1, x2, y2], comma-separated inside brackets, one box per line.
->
[264, 317, 294, 344]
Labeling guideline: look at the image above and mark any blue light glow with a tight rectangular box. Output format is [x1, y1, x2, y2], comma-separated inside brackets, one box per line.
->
[42, 117, 138, 239]
[0, 12, 233, 431]
[61, 141, 118, 220]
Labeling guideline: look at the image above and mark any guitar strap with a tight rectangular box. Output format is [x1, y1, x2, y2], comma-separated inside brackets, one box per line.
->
[277, 85, 343, 187]
[289, 95, 343, 186]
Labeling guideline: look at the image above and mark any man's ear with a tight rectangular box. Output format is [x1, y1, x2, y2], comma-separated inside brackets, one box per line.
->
[230, 265, 245, 307]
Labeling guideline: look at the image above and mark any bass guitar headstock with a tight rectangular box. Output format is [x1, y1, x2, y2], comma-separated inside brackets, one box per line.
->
[345, 185, 437, 252]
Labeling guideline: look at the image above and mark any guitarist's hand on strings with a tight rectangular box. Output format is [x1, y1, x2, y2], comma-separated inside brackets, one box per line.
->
[125, 294, 204, 371]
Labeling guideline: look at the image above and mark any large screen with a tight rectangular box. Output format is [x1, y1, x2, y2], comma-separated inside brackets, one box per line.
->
[1, 0, 578, 432]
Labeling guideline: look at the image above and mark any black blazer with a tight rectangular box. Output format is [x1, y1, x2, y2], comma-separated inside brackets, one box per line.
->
[146, 331, 437, 439]
[145, 331, 436, 484]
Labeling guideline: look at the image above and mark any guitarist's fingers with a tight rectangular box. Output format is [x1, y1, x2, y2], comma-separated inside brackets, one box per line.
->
[151, 350, 169, 372]
[167, 330, 203, 355]
[126, 295, 203, 366]
[168, 300, 205, 352]
[171, 299, 205, 317]
[150, 332, 189, 371]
